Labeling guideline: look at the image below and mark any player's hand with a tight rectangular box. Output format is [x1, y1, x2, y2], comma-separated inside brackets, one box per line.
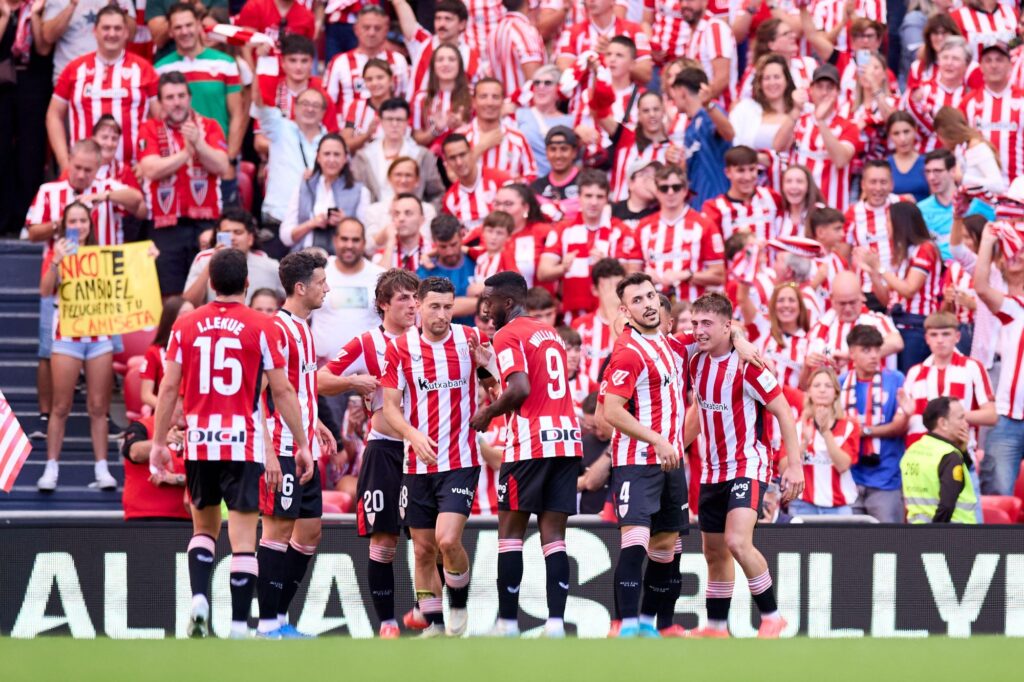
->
[317, 422, 337, 459]
[469, 406, 492, 433]
[265, 452, 282, 494]
[409, 430, 438, 465]
[295, 444, 315, 485]
[468, 334, 492, 369]
[349, 373, 380, 396]
[150, 442, 172, 472]
[654, 437, 680, 471]
[732, 331, 765, 369]
[780, 462, 805, 503]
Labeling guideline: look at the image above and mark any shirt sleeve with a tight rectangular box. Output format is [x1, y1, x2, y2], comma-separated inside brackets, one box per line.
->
[838, 419, 860, 465]
[542, 225, 563, 256]
[494, 331, 528, 382]
[970, 359, 996, 403]
[934, 450, 966, 523]
[204, 119, 228, 151]
[183, 255, 210, 302]
[603, 345, 645, 401]
[996, 295, 1024, 325]
[137, 123, 160, 160]
[743, 362, 782, 405]
[141, 62, 159, 99]
[381, 340, 405, 391]
[699, 221, 725, 265]
[165, 326, 183, 364]
[260, 320, 285, 370]
[121, 420, 150, 461]
[140, 346, 160, 382]
[909, 242, 938, 274]
[52, 62, 74, 101]
[324, 335, 369, 376]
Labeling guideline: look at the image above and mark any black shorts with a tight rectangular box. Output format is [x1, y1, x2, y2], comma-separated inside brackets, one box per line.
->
[400, 467, 480, 529]
[356, 439, 405, 537]
[497, 457, 579, 516]
[698, 478, 767, 534]
[259, 456, 322, 519]
[186, 460, 263, 512]
[612, 465, 689, 535]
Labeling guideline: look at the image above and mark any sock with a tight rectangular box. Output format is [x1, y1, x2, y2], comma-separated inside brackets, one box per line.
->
[497, 539, 524, 621]
[229, 553, 258, 631]
[187, 534, 216, 602]
[435, 561, 445, 591]
[542, 540, 569, 620]
[444, 568, 471, 609]
[419, 594, 443, 626]
[256, 539, 288, 633]
[640, 548, 675, 626]
[94, 460, 109, 478]
[657, 543, 683, 630]
[368, 544, 397, 624]
[278, 541, 316, 619]
[615, 545, 647, 619]
[545, 617, 564, 634]
[706, 580, 734, 631]
[749, 570, 779, 619]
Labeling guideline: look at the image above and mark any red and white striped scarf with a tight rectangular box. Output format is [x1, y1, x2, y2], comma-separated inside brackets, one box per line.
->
[841, 371, 884, 455]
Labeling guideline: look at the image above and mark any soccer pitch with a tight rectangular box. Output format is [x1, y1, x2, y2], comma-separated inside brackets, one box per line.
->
[3, 637, 1020, 682]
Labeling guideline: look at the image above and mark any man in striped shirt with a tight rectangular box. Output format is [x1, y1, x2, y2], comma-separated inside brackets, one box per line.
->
[324, 5, 409, 111]
[602, 272, 689, 638]
[441, 133, 508, 232]
[456, 78, 538, 182]
[488, 0, 545, 95]
[702, 145, 783, 242]
[382, 276, 491, 638]
[686, 292, 802, 639]
[960, 41, 1024, 187]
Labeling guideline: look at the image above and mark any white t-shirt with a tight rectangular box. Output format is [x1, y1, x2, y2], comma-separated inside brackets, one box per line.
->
[310, 258, 386, 362]
[45, 0, 137, 84]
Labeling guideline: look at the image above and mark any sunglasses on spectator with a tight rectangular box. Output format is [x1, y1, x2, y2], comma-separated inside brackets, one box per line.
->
[657, 183, 684, 194]
[534, 80, 556, 87]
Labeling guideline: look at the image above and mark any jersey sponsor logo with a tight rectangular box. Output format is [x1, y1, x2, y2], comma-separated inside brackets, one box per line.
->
[731, 480, 749, 498]
[416, 376, 467, 391]
[187, 428, 246, 444]
[450, 486, 474, 496]
[497, 348, 514, 372]
[611, 369, 629, 386]
[496, 480, 507, 502]
[757, 371, 779, 392]
[698, 397, 729, 412]
[540, 427, 582, 443]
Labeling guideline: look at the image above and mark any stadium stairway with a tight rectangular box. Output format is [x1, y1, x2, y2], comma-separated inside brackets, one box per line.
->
[0, 239, 124, 512]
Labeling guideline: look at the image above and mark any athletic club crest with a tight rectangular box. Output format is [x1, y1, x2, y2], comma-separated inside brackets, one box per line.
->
[281, 497, 293, 510]
[367, 511, 376, 526]
[618, 503, 629, 518]
[157, 184, 175, 215]
[190, 177, 208, 205]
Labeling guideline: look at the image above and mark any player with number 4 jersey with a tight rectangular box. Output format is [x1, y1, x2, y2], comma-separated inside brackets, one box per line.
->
[472, 271, 583, 639]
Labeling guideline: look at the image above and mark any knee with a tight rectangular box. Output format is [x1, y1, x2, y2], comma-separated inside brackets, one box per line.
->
[86, 395, 108, 418]
[437, 533, 461, 558]
[50, 401, 72, 419]
[724, 531, 751, 559]
[413, 538, 437, 564]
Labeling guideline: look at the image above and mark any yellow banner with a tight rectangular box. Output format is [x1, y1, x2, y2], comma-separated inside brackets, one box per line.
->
[57, 241, 162, 337]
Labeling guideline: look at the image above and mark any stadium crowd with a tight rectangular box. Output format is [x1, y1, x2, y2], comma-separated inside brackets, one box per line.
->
[10, 0, 1024, 531]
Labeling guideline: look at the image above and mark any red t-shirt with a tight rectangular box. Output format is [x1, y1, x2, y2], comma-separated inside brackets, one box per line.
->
[121, 416, 190, 520]
[139, 343, 165, 388]
[236, 0, 316, 41]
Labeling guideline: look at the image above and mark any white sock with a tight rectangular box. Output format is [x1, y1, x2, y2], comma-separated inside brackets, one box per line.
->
[45, 460, 58, 473]
[230, 620, 248, 636]
[707, 619, 728, 631]
[277, 613, 287, 626]
[191, 594, 209, 613]
[95, 460, 109, 477]
[257, 618, 279, 634]
[545, 618, 564, 631]
[639, 614, 656, 628]
[621, 617, 639, 629]
[499, 618, 519, 632]
[761, 610, 782, 622]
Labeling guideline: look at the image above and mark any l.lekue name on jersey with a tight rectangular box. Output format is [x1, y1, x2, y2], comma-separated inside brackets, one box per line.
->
[196, 317, 246, 335]
[528, 329, 566, 349]
[416, 377, 467, 392]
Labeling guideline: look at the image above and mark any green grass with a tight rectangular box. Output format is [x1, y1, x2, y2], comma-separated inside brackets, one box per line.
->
[3, 637, 1022, 682]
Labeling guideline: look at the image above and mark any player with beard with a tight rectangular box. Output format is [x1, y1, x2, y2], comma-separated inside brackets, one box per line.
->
[471, 271, 583, 638]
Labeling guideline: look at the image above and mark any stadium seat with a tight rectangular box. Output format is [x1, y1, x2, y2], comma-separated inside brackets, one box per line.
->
[1014, 463, 1024, 521]
[239, 160, 256, 180]
[981, 502, 1013, 525]
[322, 503, 342, 514]
[113, 328, 157, 375]
[323, 490, 353, 513]
[123, 366, 144, 421]
[127, 355, 145, 372]
[237, 169, 254, 213]
[981, 495, 1023, 523]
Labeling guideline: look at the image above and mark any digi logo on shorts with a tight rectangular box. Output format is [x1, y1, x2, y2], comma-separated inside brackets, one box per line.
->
[187, 429, 247, 444]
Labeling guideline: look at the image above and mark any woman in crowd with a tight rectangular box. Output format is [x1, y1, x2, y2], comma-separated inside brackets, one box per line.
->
[778, 165, 823, 239]
[855, 202, 943, 372]
[476, 183, 553, 288]
[790, 367, 860, 517]
[411, 43, 472, 149]
[885, 111, 929, 201]
[736, 19, 816, 101]
[907, 36, 975, 153]
[139, 296, 193, 412]
[515, 64, 573, 178]
[730, 53, 797, 151]
[363, 157, 439, 254]
[839, 51, 897, 176]
[340, 59, 394, 153]
[250, 288, 283, 315]
[597, 90, 675, 202]
[280, 134, 370, 252]
[759, 283, 811, 390]
[934, 106, 1006, 195]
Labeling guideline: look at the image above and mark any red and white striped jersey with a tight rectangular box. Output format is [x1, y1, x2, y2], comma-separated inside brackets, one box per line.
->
[442, 168, 508, 232]
[903, 352, 994, 448]
[799, 416, 860, 508]
[604, 327, 688, 466]
[812, 0, 886, 55]
[634, 207, 725, 302]
[609, 126, 669, 202]
[650, 1, 690, 61]
[382, 324, 483, 473]
[464, 0, 506, 67]
[943, 260, 975, 325]
[745, 273, 822, 343]
[492, 315, 583, 462]
[487, 11, 546, 96]
[788, 112, 862, 212]
[690, 350, 782, 484]
[254, 73, 338, 133]
[473, 248, 518, 282]
[324, 326, 399, 441]
[572, 312, 615, 384]
[905, 81, 971, 153]
[701, 188, 783, 242]
[681, 11, 737, 108]
[342, 97, 380, 139]
[325, 0, 377, 23]
[895, 241, 944, 316]
[374, 237, 425, 272]
[267, 309, 318, 457]
[410, 89, 457, 146]
[542, 211, 637, 313]
[167, 301, 284, 463]
[994, 295, 1024, 419]
[556, 17, 652, 64]
[455, 119, 538, 181]
[844, 195, 903, 291]
[24, 178, 128, 247]
[760, 329, 811, 390]
[569, 368, 595, 414]
[951, 3, 1018, 60]
[405, 27, 481, 99]
[813, 251, 850, 310]
[52, 51, 159, 164]
[807, 307, 899, 367]
[324, 49, 410, 109]
[960, 86, 1024, 185]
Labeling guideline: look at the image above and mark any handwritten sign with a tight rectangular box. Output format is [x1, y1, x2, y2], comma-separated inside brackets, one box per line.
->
[58, 241, 161, 337]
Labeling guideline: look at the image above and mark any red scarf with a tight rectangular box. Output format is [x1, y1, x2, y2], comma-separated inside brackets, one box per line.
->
[11, 3, 32, 64]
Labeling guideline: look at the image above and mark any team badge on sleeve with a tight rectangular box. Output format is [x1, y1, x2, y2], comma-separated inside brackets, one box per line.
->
[498, 348, 515, 373]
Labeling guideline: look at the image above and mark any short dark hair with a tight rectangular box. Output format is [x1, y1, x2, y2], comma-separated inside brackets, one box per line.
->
[158, 71, 189, 98]
[441, 133, 471, 157]
[417, 275, 455, 300]
[436, 0, 469, 22]
[674, 67, 708, 94]
[846, 324, 884, 349]
[363, 58, 392, 77]
[393, 192, 424, 215]
[655, 163, 687, 184]
[557, 325, 581, 347]
[279, 249, 327, 296]
[483, 210, 515, 234]
[166, 1, 199, 21]
[659, 294, 671, 314]
[429, 214, 462, 243]
[92, 114, 121, 136]
[96, 4, 128, 24]
[724, 145, 758, 167]
[923, 396, 958, 431]
[924, 148, 956, 170]
[578, 168, 610, 194]
[609, 35, 637, 59]
[615, 272, 655, 301]
[484, 270, 529, 304]
[524, 286, 556, 312]
[502, 0, 528, 11]
[591, 258, 626, 286]
[250, 288, 282, 308]
[862, 159, 892, 176]
[581, 391, 599, 415]
[380, 97, 411, 118]
[217, 207, 257, 235]
[375, 268, 420, 317]
[209, 248, 247, 297]
[280, 34, 316, 57]
[808, 206, 846, 235]
[692, 292, 734, 319]
[473, 76, 504, 96]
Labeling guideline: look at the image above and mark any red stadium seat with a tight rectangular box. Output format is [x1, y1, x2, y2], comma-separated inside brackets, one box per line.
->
[982, 495, 1023, 523]
[323, 490, 353, 513]
[113, 327, 157, 375]
[322, 502, 342, 514]
[981, 498, 1014, 524]
[237, 169, 254, 213]
[1014, 462, 1024, 521]
[124, 366, 144, 421]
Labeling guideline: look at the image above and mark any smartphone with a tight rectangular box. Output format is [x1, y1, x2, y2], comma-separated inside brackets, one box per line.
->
[327, 208, 339, 221]
[216, 231, 233, 249]
[66, 228, 80, 255]
[855, 49, 872, 68]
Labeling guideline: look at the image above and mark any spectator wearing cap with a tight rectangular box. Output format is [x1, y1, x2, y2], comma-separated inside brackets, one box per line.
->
[611, 159, 660, 230]
[671, 68, 733, 209]
[774, 63, 861, 212]
[530, 126, 581, 222]
[960, 40, 1024, 187]
[839, 324, 909, 523]
[516, 65, 573, 178]
[182, 208, 285, 306]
